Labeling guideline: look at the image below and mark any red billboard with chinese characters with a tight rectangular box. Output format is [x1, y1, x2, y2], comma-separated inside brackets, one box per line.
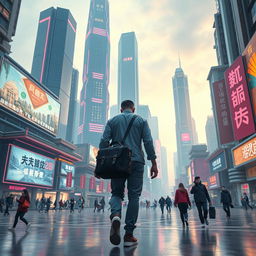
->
[212, 80, 234, 144]
[80, 175, 86, 189]
[225, 56, 255, 141]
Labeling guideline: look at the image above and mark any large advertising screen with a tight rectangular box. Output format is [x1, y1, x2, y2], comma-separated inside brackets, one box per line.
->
[243, 33, 256, 119]
[212, 80, 234, 144]
[0, 58, 60, 135]
[59, 176, 74, 191]
[60, 161, 75, 176]
[225, 56, 255, 141]
[4, 145, 55, 188]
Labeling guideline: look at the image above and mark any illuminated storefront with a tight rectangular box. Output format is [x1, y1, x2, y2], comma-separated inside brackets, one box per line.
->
[232, 134, 256, 201]
[0, 55, 82, 206]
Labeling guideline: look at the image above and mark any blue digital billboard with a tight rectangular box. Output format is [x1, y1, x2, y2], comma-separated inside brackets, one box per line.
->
[4, 145, 55, 188]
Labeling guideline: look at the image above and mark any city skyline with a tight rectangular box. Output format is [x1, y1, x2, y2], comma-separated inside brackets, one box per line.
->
[10, 0, 217, 185]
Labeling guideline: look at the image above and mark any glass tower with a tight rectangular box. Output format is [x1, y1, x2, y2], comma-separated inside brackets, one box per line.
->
[31, 7, 76, 140]
[118, 32, 139, 109]
[78, 0, 110, 147]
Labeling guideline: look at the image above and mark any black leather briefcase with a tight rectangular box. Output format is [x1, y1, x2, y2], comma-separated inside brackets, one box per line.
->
[95, 115, 137, 179]
[209, 206, 216, 219]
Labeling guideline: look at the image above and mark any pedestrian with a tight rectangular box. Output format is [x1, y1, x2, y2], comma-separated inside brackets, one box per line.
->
[39, 197, 45, 213]
[35, 199, 39, 210]
[190, 176, 212, 228]
[9, 189, 31, 232]
[59, 199, 63, 211]
[4, 194, 12, 216]
[46, 197, 52, 213]
[77, 197, 83, 213]
[243, 193, 253, 210]
[70, 198, 75, 213]
[174, 183, 191, 227]
[220, 186, 232, 219]
[100, 197, 105, 213]
[53, 200, 57, 211]
[166, 196, 172, 213]
[99, 100, 158, 247]
[94, 199, 98, 213]
[159, 197, 166, 214]
[0, 196, 4, 213]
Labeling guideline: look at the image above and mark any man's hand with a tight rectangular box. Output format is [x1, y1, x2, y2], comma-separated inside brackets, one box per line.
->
[150, 164, 158, 179]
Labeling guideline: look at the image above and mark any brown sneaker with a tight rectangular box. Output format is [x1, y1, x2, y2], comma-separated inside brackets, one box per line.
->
[110, 216, 121, 245]
[124, 234, 138, 247]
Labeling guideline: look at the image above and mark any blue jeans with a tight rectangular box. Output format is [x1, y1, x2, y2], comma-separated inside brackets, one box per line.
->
[110, 162, 144, 234]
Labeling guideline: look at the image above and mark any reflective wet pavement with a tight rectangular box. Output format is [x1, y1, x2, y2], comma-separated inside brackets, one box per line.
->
[0, 207, 255, 256]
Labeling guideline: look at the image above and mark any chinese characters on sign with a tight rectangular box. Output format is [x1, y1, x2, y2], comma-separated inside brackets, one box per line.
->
[233, 136, 256, 167]
[209, 151, 227, 174]
[5, 145, 55, 187]
[225, 56, 255, 141]
[208, 173, 220, 189]
[212, 80, 234, 144]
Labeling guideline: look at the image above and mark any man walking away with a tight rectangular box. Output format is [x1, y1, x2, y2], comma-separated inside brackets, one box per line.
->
[190, 176, 212, 228]
[243, 193, 253, 210]
[100, 197, 105, 213]
[94, 199, 98, 213]
[99, 100, 158, 247]
[159, 197, 166, 215]
[46, 197, 52, 213]
[4, 195, 12, 216]
[221, 186, 232, 219]
[166, 196, 172, 213]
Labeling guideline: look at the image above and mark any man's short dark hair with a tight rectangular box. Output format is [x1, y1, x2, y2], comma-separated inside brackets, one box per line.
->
[194, 176, 200, 180]
[121, 100, 134, 110]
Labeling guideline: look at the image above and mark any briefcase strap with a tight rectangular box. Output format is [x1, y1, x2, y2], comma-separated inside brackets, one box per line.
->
[121, 115, 137, 145]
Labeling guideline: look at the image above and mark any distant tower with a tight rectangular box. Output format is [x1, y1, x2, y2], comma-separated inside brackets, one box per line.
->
[118, 32, 139, 109]
[31, 7, 77, 139]
[78, 0, 110, 146]
[66, 69, 79, 143]
[172, 61, 194, 184]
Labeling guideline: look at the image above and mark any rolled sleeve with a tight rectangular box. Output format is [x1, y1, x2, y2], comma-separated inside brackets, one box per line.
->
[142, 120, 156, 161]
[99, 121, 112, 149]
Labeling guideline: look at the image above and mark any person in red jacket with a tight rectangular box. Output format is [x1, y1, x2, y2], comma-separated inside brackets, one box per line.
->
[174, 183, 191, 227]
[9, 189, 31, 232]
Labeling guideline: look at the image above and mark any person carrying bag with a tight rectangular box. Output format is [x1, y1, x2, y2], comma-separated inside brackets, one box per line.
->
[98, 100, 158, 247]
[95, 115, 137, 179]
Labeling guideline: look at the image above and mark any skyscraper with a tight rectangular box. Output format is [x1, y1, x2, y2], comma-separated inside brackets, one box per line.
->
[66, 69, 79, 143]
[31, 7, 76, 139]
[0, 0, 21, 54]
[172, 63, 194, 184]
[78, 0, 110, 147]
[118, 32, 139, 109]
[205, 116, 218, 154]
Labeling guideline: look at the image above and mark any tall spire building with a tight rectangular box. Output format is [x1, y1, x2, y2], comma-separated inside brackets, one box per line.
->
[78, 0, 110, 146]
[118, 32, 139, 109]
[172, 64, 194, 185]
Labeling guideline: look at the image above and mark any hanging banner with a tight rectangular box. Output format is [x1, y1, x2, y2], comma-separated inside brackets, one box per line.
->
[225, 56, 255, 141]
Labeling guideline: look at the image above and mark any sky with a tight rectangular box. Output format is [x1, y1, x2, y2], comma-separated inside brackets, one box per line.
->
[10, 0, 218, 185]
